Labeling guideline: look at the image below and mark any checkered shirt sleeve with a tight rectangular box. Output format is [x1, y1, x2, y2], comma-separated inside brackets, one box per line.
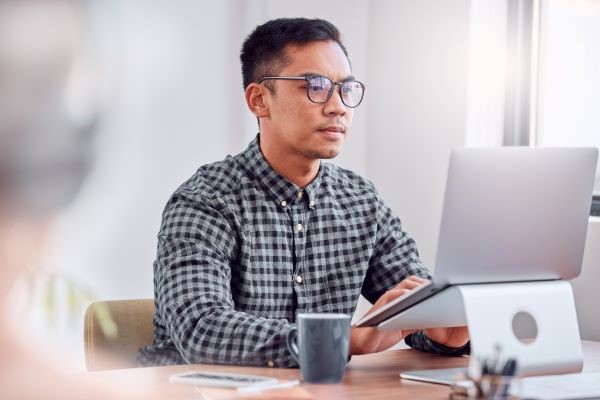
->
[146, 191, 297, 367]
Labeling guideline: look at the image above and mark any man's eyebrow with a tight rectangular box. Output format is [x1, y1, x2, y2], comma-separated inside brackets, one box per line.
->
[298, 71, 321, 77]
[298, 72, 356, 82]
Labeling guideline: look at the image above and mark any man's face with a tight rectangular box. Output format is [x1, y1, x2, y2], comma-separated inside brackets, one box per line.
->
[264, 40, 354, 161]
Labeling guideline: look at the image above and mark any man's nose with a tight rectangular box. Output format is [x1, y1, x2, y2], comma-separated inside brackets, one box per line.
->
[322, 87, 347, 116]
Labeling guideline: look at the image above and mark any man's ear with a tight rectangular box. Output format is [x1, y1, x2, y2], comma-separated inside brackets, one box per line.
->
[245, 83, 270, 119]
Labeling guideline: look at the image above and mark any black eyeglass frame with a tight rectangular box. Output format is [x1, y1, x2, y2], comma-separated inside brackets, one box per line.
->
[257, 75, 365, 108]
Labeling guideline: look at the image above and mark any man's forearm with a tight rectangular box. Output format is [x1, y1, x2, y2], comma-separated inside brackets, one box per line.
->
[166, 306, 298, 368]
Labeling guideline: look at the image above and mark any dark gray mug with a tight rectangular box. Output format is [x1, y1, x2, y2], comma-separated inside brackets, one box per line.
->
[286, 313, 351, 384]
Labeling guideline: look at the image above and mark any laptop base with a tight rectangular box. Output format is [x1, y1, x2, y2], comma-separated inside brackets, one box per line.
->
[400, 367, 468, 386]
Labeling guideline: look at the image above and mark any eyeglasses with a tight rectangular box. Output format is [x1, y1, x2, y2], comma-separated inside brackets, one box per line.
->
[258, 75, 365, 108]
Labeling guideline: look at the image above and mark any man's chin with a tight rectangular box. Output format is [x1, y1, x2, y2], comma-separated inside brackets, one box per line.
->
[304, 148, 342, 160]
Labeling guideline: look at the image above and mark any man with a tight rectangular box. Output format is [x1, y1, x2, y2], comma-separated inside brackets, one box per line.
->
[139, 18, 469, 367]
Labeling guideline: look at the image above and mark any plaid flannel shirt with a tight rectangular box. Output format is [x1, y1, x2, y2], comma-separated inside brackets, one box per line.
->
[138, 136, 469, 367]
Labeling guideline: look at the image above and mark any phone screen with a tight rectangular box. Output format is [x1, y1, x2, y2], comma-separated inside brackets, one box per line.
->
[169, 371, 278, 388]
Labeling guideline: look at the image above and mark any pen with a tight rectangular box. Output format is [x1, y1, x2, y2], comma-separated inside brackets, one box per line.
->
[237, 379, 300, 395]
[498, 358, 518, 397]
[501, 359, 517, 376]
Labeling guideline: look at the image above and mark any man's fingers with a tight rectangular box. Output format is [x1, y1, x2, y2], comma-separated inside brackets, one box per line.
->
[382, 287, 409, 300]
[393, 276, 427, 291]
[365, 276, 431, 316]
[350, 325, 410, 355]
[406, 275, 428, 284]
[378, 276, 430, 306]
[364, 287, 409, 315]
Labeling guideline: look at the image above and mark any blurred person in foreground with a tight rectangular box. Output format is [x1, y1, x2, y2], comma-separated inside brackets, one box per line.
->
[140, 18, 469, 368]
[0, 1, 153, 399]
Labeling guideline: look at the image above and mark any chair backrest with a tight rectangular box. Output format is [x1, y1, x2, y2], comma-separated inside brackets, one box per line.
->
[84, 299, 155, 371]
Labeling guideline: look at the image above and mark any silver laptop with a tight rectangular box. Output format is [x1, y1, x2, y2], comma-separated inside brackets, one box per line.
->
[355, 147, 598, 327]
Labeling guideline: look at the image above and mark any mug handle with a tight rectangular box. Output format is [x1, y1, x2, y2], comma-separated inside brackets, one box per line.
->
[286, 327, 300, 363]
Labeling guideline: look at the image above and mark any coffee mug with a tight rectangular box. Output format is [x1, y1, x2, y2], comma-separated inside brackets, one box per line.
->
[286, 313, 351, 384]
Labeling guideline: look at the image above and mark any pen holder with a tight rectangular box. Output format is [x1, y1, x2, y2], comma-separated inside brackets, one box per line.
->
[449, 349, 518, 399]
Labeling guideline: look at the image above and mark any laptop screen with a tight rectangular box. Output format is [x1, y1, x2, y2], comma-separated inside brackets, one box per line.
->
[434, 147, 598, 285]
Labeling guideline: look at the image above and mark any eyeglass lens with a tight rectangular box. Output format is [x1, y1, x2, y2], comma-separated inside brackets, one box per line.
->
[307, 76, 364, 107]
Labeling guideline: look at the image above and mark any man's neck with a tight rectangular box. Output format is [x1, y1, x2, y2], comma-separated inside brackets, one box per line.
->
[259, 138, 320, 188]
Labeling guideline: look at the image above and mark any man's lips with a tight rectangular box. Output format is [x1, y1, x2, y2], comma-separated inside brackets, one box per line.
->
[318, 125, 346, 134]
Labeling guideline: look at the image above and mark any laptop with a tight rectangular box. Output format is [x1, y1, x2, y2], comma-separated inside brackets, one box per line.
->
[355, 147, 598, 328]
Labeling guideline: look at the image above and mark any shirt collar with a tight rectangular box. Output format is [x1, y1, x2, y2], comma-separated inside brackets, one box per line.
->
[239, 135, 326, 207]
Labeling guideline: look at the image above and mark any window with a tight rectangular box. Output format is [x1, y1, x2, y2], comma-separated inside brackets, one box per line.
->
[535, 0, 600, 215]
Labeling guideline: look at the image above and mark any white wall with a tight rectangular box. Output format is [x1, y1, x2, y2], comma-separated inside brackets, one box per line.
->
[366, 0, 471, 271]
[53, 0, 247, 299]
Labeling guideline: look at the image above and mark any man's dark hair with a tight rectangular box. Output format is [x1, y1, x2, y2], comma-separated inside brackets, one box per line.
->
[240, 18, 349, 91]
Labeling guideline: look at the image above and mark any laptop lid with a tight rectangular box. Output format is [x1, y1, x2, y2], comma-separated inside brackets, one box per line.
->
[434, 147, 598, 285]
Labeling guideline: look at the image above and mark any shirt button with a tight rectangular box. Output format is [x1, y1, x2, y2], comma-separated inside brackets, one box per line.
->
[267, 360, 274, 367]
[295, 275, 303, 284]
[296, 223, 303, 232]
[280, 200, 287, 207]
[309, 200, 315, 208]
[297, 191, 303, 199]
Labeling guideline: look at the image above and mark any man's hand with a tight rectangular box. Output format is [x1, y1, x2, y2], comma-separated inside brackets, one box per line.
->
[423, 326, 470, 349]
[350, 276, 424, 355]
[350, 276, 470, 355]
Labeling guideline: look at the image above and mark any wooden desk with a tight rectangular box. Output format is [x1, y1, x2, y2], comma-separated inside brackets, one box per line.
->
[87, 341, 600, 399]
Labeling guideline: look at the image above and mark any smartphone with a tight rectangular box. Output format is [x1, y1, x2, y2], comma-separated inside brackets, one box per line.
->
[169, 370, 278, 388]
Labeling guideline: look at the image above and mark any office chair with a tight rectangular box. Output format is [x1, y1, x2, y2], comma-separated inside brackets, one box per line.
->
[84, 298, 155, 371]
